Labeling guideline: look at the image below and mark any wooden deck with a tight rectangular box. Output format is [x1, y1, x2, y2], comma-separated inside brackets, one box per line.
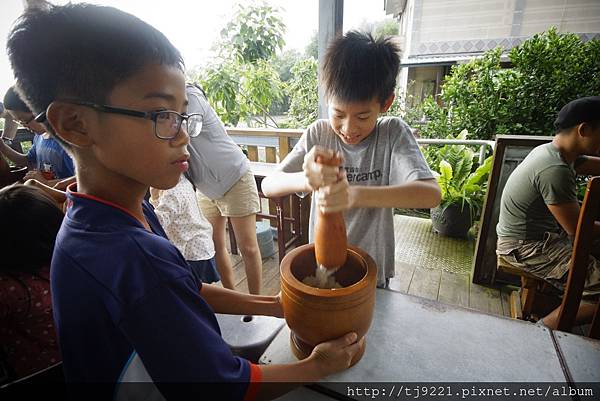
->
[228, 215, 513, 318]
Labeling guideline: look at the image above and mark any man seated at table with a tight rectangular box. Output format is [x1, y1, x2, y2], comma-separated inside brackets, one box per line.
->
[496, 96, 600, 329]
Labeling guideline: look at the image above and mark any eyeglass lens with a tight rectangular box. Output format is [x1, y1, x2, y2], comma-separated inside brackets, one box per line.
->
[155, 112, 202, 139]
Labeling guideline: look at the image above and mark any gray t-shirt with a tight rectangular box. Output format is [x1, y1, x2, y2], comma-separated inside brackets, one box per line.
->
[186, 85, 250, 199]
[278, 118, 433, 286]
[497, 142, 577, 241]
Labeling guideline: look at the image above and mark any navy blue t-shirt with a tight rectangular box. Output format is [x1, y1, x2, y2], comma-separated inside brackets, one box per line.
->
[51, 191, 255, 399]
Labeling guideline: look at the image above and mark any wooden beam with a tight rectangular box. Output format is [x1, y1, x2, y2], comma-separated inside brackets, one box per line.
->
[278, 136, 290, 161]
[318, 0, 344, 119]
[247, 146, 258, 162]
[265, 147, 277, 164]
[227, 127, 303, 138]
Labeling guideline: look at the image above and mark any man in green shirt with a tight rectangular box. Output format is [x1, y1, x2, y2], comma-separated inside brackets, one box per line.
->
[497, 96, 600, 329]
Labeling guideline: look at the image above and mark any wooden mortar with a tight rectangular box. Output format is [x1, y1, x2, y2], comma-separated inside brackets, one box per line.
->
[280, 243, 377, 366]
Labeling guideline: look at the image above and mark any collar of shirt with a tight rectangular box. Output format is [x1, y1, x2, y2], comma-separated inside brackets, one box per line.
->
[64, 186, 167, 238]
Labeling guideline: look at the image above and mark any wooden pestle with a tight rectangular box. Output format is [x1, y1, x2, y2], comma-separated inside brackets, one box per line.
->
[314, 153, 348, 270]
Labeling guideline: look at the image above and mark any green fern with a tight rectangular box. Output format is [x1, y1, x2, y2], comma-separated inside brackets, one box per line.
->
[432, 130, 493, 220]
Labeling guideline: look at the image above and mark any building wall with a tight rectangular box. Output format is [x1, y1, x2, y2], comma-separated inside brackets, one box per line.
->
[417, 0, 514, 45]
[410, 0, 600, 57]
[391, 0, 600, 110]
[520, 0, 600, 36]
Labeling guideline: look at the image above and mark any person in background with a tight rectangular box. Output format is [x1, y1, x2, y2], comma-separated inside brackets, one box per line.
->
[0, 183, 64, 382]
[0, 101, 19, 142]
[0, 87, 74, 186]
[186, 84, 264, 294]
[7, 4, 363, 399]
[150, 172, 220, 285]
[261, 31, 441, 288]
[497, 96, 600, 329]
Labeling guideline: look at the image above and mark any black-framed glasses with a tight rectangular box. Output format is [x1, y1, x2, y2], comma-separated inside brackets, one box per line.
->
[34, 100, 203, 139]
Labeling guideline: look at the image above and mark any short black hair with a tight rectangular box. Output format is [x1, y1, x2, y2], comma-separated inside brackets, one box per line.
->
[321, 30, 400, 105]
[3, 86, 31, 113]
[0, 184, 64, 273]
[7, 3, 184, 123]
[554, 96, 600, 133]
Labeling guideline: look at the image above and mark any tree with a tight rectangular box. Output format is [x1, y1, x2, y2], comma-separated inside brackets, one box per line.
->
[197, 2, 287, 127]
[241, 59, 284, 127]
[305, 31, 318, 59]
[199, 61, 244, 126]
[358, 18, 399, 39]
[372, 19, 399, 39]
[270, 49, 303, 114]
[219, 2, 286, 63]
[282, 58, 319, 128]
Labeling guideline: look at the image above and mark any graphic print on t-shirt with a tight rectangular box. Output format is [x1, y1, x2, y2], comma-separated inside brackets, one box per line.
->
[345, 166, 382, 183]
[41, 162, 56, 180]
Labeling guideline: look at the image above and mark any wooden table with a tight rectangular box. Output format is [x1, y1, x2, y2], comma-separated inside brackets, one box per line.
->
[553, 330, 600, 383]
[228, 162, 310, 264]
[261, 289, 600, 400]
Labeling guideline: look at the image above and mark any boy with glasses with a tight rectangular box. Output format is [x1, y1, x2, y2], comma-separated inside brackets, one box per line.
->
[0, 87, 74, 185]
[7, 4, 362, 400]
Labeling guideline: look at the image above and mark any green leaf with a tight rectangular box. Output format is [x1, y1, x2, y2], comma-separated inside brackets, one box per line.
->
[466, 156, 493, 186]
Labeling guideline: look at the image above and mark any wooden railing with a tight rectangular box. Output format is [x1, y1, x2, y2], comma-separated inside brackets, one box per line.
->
[226, 127, 303, 163]
[225, 127, 495, 165]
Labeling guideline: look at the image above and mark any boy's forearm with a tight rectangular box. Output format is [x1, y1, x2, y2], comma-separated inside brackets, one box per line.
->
[0, 140, 28, 166]
[200, 284, 281, 317]
[261, 171, 309, 197]
[44, 178, 63, 187]
[254, 358, 323, 400]
[351, 179, 441, 209]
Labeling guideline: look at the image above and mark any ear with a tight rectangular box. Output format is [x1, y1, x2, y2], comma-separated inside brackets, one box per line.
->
[45, 102, 93, 147]
[578, 122, 594, 138]
[381, 94, 396, 113]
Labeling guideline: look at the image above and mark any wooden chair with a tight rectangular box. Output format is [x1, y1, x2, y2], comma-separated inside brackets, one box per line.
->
[554, 176, 600, 338]
[497, 255, 561, 320]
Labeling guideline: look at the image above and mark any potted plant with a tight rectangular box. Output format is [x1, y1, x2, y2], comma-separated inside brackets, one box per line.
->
[428, 132, 493, 238]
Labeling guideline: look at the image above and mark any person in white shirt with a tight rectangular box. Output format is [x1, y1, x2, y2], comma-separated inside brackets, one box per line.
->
[150, 173, 220, 285]
[186, 84, 263, 294]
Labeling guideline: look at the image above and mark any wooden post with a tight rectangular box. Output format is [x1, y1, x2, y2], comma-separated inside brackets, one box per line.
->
[318, 0, 344, 119]
[265, 146, 278, 225]
[265, 147, 277, 163]
[278, 136, 290, 161]
[247, 146, 258, 162]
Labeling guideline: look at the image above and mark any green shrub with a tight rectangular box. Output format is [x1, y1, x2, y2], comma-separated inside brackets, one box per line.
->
[420, 28, 600, 140]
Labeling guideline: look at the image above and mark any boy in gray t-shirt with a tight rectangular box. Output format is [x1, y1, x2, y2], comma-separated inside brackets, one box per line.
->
[262, 31, 441, 287]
